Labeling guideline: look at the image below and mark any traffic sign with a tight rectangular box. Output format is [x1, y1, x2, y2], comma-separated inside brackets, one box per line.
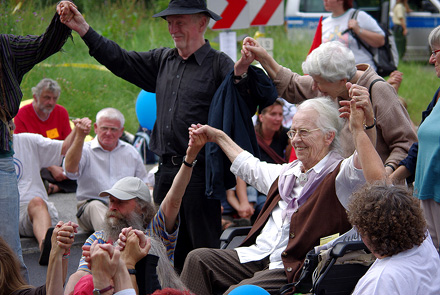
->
[208, 0, 284, 30]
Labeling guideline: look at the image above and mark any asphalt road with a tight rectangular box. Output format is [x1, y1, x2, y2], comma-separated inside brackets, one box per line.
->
[21, 192, 90, 286]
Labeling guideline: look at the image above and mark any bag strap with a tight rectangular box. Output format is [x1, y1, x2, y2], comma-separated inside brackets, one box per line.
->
[212, 50, 223, 87]
[368, 78, 385, 103]
[255, 133, 287, 164]
[349, 9, 375, 57]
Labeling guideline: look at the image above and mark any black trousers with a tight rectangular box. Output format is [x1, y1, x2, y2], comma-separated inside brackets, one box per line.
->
[153, 160, 222, 271]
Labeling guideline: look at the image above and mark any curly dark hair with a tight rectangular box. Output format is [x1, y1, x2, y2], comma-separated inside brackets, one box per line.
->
[347, 183, 427, 257]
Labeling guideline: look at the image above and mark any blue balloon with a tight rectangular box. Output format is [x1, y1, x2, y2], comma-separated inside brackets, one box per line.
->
[136, 90, 157, 130]
[229, 285, 270, 295]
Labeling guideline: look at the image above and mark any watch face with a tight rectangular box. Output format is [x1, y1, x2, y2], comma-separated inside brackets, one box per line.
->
[93, 289, 101, 295]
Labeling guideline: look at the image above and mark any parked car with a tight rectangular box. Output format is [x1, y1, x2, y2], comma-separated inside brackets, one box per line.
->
[285, 0, 440, 60]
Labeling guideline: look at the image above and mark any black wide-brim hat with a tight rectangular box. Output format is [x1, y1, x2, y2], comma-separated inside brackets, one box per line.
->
[152, 0, 222, 21]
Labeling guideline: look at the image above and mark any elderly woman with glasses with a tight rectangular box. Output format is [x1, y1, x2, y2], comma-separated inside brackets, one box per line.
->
[242, 39, 417, 177]
[179, 96, 386, 295]
[390, 25, 440, 251]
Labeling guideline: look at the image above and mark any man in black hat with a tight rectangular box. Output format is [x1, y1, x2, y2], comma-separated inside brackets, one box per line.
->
[58, 0, 253, 270]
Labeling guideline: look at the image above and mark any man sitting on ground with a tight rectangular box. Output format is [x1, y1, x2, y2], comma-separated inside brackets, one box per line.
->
[14, 78, 76, 194]
[63, 107, 147, 233]
[13, 117, 90, 265]
[64, 130, 205, 294]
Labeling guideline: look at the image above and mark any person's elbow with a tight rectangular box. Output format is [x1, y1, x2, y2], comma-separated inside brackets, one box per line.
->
[374, 35, 385, 47]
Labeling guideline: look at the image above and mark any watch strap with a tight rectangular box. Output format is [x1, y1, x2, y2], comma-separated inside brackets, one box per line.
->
[183, 156, 197, 168]
[93, 285, 114, 295]
[233, 72, 248, 80]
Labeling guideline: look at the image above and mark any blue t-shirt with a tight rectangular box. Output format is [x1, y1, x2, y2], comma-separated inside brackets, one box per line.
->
[414, 101, 440, 202]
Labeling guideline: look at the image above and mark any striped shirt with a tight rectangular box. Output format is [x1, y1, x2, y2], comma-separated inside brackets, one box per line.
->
[0, 12, 71, 152]
[77, 206, 179, 272]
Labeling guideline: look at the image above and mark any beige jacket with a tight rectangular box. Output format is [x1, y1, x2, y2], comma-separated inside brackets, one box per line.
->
[273, 64, 417, 167]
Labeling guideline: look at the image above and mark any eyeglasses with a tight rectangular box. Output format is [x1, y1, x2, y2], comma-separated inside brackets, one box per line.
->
[287, 128, 320, 139]
[432, 49, 440, 56]
[98, 126, 121, 133]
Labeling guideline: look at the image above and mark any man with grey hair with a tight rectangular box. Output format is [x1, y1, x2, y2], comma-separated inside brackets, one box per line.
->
[243, 39, 417, 177]
[14, 78, 76, 194]
[14, 78, 71, 139]
[65, 128, 206, 294]
[64, 107, 148, 233]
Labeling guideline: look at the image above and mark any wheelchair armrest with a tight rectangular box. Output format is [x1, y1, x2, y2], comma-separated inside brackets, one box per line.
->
[220, 226, 252, 249]
[331, 241, 369, 258]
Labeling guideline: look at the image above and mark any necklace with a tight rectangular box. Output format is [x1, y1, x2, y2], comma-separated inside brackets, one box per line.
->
[298, 173, 308, 186]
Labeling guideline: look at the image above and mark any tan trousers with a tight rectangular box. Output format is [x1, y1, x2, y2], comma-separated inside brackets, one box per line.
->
[420, 198, 440, 251]
[76, 199, 108, 233]
[180, 248, 288, 295]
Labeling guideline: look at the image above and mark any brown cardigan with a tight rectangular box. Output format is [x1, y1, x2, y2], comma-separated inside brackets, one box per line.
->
[240, 162, 352, 284]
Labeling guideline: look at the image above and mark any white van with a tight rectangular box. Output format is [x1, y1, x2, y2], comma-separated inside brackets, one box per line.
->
[285, 0, 440, 60]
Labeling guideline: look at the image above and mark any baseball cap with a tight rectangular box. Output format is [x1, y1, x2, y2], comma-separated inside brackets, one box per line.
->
[99, 177, 152, 203]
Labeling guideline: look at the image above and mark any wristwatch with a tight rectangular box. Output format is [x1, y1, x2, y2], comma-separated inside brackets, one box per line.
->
[182, 156, 197, 168]
[92, 285, 113, 295]
[233, 72, 248, 80]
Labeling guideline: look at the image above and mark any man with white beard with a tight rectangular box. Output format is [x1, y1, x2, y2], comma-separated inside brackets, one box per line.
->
[64, 130, 206, 294]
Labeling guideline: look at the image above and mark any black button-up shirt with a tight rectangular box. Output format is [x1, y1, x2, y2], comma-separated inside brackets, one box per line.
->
[83, 28, 235, 157]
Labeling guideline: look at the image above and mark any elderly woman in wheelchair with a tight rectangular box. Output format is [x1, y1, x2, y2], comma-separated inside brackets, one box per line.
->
[179, 94, 386, 295]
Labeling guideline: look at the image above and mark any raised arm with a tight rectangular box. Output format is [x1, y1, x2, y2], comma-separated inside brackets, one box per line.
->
[343, 99, 386, 182]
[242, 37, 282, 79]
[160, 125, 206, 233]
[46, 221, 78, 295]
[57, 1, 90, 37]
[189, 123, 244, 164]
[64, 118, 91, 173]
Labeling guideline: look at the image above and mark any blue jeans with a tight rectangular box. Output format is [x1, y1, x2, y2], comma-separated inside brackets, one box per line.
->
[222, 186, 267, 216]
[0, 157, 29, 282]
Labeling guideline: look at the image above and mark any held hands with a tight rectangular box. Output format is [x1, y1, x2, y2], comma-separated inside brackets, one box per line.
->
[237, 202, 255, 219]
[187, 124, 209, 160]
[188, 124, 220, 148]
[56, 1, 76, 23]
[52, 221, 79, 255]
[73, 117, 92, 136]
[90, 241, 120, 286]
[57, 1, 89, 37]
[241, 37, 268, 63]
[339, 83, 372, 133]
[234, 38, 257, 75]
[119, 230, 151, 268]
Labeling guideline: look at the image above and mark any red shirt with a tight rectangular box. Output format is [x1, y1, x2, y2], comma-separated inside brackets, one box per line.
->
[14, 103, 72, 140]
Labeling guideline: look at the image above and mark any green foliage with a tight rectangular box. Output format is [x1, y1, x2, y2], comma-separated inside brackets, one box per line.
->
[3, 0, 436, 135]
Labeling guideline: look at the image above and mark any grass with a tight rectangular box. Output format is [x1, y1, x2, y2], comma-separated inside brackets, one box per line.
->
[2, 0, 437, 135]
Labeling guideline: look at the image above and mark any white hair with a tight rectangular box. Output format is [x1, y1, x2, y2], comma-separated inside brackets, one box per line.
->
[302, 41, 357, 82]
[96, 107, 125, 128]
[296, 97, 344, 153]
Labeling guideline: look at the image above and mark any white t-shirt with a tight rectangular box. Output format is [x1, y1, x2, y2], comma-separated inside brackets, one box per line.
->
[352, 234, 440, 295]
[13, 133, 63, 203]
[322, 8, 385, 70]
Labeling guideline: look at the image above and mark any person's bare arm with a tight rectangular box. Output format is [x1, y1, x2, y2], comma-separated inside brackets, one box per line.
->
[235, 177, 254, 218]
[348, 19, 385, 48]
[46, 222, 77, 295]
[190, 124, 244, 164]
[344, 99, 386, 182]
[64, 270, 89, 295]
[160, 126, 205, 233]
[241, 37, 282, 79]
[389, 165, 411, 185]
[64, 118, 91, 174]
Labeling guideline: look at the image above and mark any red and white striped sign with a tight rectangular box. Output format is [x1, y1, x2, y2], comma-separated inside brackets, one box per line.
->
[208, 0, 284, 30]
